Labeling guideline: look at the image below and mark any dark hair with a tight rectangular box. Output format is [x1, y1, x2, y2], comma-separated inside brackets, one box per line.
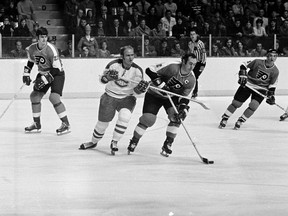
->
[36, 27, 48, 36]
[181, 53, 196, 64]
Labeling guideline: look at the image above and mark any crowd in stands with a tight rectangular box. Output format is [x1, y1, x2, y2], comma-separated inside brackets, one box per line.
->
[1, 0, 288, 57]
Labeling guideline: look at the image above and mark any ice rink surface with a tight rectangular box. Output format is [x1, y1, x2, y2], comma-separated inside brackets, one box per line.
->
[1, 96, 288, 216]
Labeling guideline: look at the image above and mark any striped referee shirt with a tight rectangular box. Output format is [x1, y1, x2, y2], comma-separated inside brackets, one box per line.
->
[189, 39, 207, 65]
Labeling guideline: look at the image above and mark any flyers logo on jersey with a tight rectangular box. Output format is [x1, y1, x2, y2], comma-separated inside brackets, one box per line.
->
[115, 79, 129, 87]
[256, 70, 268, 80]
[34, 55, 46, 65]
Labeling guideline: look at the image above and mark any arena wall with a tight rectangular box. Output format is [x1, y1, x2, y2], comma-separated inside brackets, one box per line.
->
[1, 57, 287, 99]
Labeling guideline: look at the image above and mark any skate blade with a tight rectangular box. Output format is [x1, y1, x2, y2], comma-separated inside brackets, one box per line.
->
[57, 130, 71, 136]
[127, 150, 131, 155]
[218, 125, 224, 129]
[79, 143, 97, 150]
[160, 151, 169, 157]
[25, 130, 41, 133]
[111, 150, 115, 155]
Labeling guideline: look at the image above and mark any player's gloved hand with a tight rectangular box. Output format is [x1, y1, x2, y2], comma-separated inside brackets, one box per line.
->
[238, 69, 247, 87]
[166, 76, 183, 89]
[134, 80, 149, 94]
[266, 89, 275, 105]
[34, 72, 54, 90]
[23, 66, 32, 86]
[175, 104, 190, 121]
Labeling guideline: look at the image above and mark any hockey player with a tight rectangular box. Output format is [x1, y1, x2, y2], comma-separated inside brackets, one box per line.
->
[127, 53, 197, 156]
[219, 48, 279, 130]
[23, 27, 70, 135]
[79, 45, 149, 155]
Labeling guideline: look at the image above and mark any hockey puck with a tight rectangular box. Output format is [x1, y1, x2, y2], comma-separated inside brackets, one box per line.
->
[209, 161, 214, 164]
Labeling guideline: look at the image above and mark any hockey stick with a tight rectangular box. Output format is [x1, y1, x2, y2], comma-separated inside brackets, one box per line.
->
[245, 84, 286, 112]
[0, 84, 25, 120]
[120, 77, 210, 110]
[167, 94, 214, 164]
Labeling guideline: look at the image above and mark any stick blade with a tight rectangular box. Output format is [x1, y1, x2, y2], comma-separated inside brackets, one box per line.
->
[202, 158, 214, 164]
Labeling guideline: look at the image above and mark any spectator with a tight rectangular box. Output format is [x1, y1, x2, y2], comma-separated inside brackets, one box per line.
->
[97, 6, 113, 32]
[61, 40, 73, 57]
[74, 17, 87, 44]
[209, 10, 226, 35]
[14, 18, 31, 36]
[0, 16, 14, 36]
[107, 18, 125, 36]
[211, 43, 223, 57]
[279, 19, 288, 37]
[86, 9, 96, 27]
[48, 36, 62, 56]
[281, 10, 288, 23]
[114, 7, 129, 28]
[132, 18, 151, 36]
[164, 0, 177, 17]
[4, 1, 18, 25]
[105, 0, 118, 15]
[275, 39, 284, 56]
[98, 40, 111, 58]
[253, 18, 268, 37]
[64, 0, 79, 33]
[232, 0, 244, 19]
[154, 0, 165, 19]
[156, 38, 171, 56]
[135, 0, 150, 17]
[229, 19, 243, 40]
[172, 17, 186, 39]
[123, 19, 134, 36]
[241, 7, 254, 25]
[242, 20, 254, 47]
[253, 8, 269, 28]
[214, 21, 227, 36]
[250, 42, 267, 57]
[221, 38, 237, 56]
[266, 18, 279, 36]
[129, 6, 144, 28]
[71, 8, 84, 33]
[142, 37, 157, 57]
[145, 6, 159, 30]
[171, 40, 185, 57]
[160, 10, 176, 37]
[79, 0, 96, 18]
[17, 0, 37, 32]
[10, 40, 27, 58]
[235, 41, 249, 57]
[199, 21, 212, 36]
[283, 46, 288, 56]
[77, 24, 99, 57]
[225, 9, 236, 35]
[243, 0, 259, 18]
[268, 10, 282, 29]
[150, 21, 166, 38]
[80, 46, 92, 57]
[94, 19, 106, 36]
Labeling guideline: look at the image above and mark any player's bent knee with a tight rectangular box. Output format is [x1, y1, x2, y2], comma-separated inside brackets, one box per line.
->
[118, 108, 132, 123]
[49, 92, 61, 104]
[30, 91, 44, 103]
[139, 113, 156, 127]
[232, 99, 243, 108]
[249, 100, 260, 111]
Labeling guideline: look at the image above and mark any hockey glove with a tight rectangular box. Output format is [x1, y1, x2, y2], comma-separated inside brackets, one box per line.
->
[134, 80, 149, 94]
[175, 103, 190, 121]
[266, 88, 275, 105]
[34, 72, 54, 90]
[106, 69, 119, 80]
[238, 69, 247, 87]
[23, 66, 32, 86]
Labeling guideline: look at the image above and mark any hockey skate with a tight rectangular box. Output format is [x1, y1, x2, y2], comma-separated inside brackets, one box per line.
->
[218, 114, 229, 129]
[280, 113, 288, 121]
[160, 140, 173, 157]
[56, 122, 71, 135]
[25, 122, 41, 133]
[110, 140, 118, 155]
[234, 118, 245, 130]
[127, 139, 138, 155]
[79, 141, 97, 150]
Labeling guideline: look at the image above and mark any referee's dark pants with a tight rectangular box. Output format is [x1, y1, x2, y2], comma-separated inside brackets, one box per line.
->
[192, 62, 206, 97]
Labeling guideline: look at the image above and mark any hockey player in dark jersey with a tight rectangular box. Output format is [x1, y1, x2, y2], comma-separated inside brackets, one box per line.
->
[219, 49, 279, 130]
[79, 45, 149, 155]
[23, 27, 70, 135]
[127, 53, 197, 156]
